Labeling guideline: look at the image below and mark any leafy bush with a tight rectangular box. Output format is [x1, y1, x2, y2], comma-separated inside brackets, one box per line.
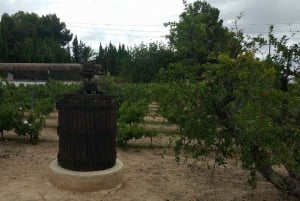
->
[154, 53, 300, 193]
[116, 99, 151, 145]
[117, 123, 145, 145]
[0, 103, 23, 140]
[14, 113, 44, 144]
[118, 100, 149, 125]
[95, 75, 157, 145]
[0, 80, 79, 143]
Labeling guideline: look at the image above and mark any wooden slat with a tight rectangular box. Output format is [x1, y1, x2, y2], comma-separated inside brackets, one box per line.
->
[57, 94, 117, 171]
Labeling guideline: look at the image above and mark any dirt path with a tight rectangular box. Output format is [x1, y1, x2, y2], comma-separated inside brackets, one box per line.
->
[0, 110, 287, 201]
[0, 130, 285, 201]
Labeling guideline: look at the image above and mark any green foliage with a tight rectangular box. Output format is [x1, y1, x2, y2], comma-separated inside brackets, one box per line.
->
[119, 42, 175, 82]
[0, 103, 22, 139]
[253, 25, 300, 92]
[155, 7, 300, 195]
[154, 53, 297, 185]
[95, 77, 156, 145]
[0, 80, 79, 143]
[14, 112, 44, 144]
[157, 61, 203, 82]
[165, 0, 238, 63]
[118, 100, 149, 125]
[95, 75, 122, 95]
[117, 123, 145, 145]
[158, 0, 240, 83]
[34, 98, 55, 116]
[72, 35, 96, 63]
[117, 83, 153, 104]
[0, 11, 72, 62]
[154, 4, 300, 194]
[94, 41, 175, 82]
[238, 26, 300, 188]
[96, 42, 128, 75]
[72, 36, 80, 63]
[116, 84, 153, 145]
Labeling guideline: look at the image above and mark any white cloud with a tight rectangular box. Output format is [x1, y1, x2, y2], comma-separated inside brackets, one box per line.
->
[36, 0, 181, 48]
[1, 0, 300, 50]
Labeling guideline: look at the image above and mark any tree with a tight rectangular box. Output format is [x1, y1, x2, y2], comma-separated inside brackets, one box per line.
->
[165, 0, 238, 64]
[72, 36, 80, 63]
[96, 42, 174, 82]
[38, 14, 72, 46]
[156, 1, 300, 198]
[81, 45, 96, 63]
[96, 42, 105, 65]
[160, 0, 239, 82]
[266, 26, 300, 92]
[250, 26, 300, 197]
[105, 42, 118, 74]
[0, 13, 13, 61]
[119, 42, 174, 82]
[155, 53, 300, 196]
[72, 37, 95, 63]
[0, 11, 73, 62]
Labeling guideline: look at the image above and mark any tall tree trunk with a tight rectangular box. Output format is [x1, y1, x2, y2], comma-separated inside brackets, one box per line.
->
[252, 147, 300, 200]
[259, 166, 300, 200]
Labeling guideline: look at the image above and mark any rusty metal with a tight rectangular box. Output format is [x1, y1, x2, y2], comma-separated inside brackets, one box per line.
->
[0, 63, 82, 71]
[0, 63, 102, 81]
[79, 63, 103, 93]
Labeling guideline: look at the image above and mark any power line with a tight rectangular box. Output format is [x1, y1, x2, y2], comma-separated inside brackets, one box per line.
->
[63, 21, 300, 41]
[66, 21, 300, 27]
[226, 22, 300, 26]
[70, 29, 165, 38]
[241, 31, 300, 34]
[67, 25, 167, 33]
[65, 21, 165, 27]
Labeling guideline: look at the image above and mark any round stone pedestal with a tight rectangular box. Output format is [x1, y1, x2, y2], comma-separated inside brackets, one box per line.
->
[48, 159, 123, 192]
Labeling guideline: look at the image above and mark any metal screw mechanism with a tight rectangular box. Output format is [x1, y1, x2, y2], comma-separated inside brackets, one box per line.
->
[79, 63, 103, 94]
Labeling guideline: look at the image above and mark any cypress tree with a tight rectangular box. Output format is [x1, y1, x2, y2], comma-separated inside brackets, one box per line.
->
[72, 36, 80, 63]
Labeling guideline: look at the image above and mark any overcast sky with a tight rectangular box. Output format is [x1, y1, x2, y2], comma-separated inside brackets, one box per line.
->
[1, 0, 300, 51]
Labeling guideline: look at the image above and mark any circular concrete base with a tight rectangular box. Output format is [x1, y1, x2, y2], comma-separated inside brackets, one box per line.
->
[48, 159, 124, 192]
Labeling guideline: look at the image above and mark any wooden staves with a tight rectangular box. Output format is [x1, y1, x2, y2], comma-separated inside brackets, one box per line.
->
[56, 93, 117, 171]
